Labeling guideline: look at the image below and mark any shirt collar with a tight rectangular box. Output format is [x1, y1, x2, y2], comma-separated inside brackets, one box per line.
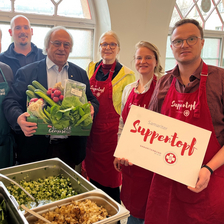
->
[135, 76, 154, 93]
[166, 60, 203, 81]
[12, 43, 35, 56]
[46, 56, 69, 71]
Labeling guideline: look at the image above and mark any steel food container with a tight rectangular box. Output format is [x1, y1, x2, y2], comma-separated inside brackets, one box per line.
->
[0, 158, 96, 205]
[0, 181, 28, 224]
[24, 189, 130, 224]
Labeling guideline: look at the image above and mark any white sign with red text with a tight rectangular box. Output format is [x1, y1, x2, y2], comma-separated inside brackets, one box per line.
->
[114, 105, 212, 187]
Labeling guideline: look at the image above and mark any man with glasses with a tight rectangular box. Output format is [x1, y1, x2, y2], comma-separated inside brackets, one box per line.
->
[144, 19, 224, 223]
[0, 15, 45, 76]
[3, 26, 99, 168]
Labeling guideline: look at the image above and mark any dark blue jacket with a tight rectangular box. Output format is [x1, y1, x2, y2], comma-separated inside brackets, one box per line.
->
[3, 58, 99, 165]
[3, 58, 99, 131]
[0, 42, 46, 76]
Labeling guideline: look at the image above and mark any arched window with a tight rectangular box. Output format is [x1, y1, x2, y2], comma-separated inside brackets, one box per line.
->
[0, 0, 95, 69]
[166, 0, 224, 71]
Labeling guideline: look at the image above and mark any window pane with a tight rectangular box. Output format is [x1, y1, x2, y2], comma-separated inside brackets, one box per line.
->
[31, 25, 51, 50]
[0, 0, 11, 11]
[15, 0, 54, 15]
[201, 38, 220, 66]
[165, 36, 176, 71]
[69, 58, 91, 70]
[176, 0, 194, 17]
[68, 28, 93, 56]
[205, 11, 223, 31]
[0, 24, 11, 52]
[170, 7, 182, 28]
[58, 0, 91, 19]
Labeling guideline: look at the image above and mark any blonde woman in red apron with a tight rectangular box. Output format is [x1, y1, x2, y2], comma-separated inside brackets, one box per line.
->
[145, 19, 224, 224]
[83, 31, 135, 203]
[113, 41, 163, 224]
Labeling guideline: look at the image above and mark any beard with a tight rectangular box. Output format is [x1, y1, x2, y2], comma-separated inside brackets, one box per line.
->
[19, 42, 28, 46]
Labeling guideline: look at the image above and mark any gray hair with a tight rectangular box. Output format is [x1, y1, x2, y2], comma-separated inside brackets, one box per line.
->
[10, 15, 31, 29]
[98, 30, 120, 49]
[43, 26, 73, 55]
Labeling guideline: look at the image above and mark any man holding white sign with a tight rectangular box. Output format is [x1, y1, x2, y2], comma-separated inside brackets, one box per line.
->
[144, 19, 224, 224]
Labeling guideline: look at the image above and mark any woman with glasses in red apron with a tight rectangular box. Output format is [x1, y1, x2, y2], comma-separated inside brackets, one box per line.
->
[83, 31, 135, 203]
[114, 41, 163, 224]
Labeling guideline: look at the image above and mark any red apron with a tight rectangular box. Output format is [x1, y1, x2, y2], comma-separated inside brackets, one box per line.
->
[85, 61, 122, 188]
[145, 63, 224, 224]
[120, 75, 156, 219]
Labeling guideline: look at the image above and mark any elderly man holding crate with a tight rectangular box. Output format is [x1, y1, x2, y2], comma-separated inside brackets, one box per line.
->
[3, 26, 99, 168]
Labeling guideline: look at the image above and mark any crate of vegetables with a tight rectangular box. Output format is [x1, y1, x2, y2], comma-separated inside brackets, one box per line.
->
[26, 79, 92, 136]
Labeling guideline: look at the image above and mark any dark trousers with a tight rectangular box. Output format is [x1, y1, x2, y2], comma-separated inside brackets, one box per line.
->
[48, 136, 87, 169]
[14, 132, 49, 164]
[90, 178, 121, 204]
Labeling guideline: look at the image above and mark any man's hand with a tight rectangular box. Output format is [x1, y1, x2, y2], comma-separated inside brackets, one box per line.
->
[188, 167, 211, 193]
[89, 101, 94, 119]
[17, 112, 37, 137]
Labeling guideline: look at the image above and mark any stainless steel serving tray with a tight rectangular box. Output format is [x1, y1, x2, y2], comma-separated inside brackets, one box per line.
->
[0, 158, 96, 203]
[24, 189, 130, 224]
[0, 181, 28, 224]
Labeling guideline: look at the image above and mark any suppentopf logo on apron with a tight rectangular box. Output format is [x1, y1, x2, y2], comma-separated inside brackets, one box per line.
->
[144, 62, 224, 223]
[85, 61, 122, 188]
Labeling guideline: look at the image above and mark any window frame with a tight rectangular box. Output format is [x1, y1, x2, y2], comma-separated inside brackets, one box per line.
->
[0, 0, 96, 69]
[166, 0, 224, 70]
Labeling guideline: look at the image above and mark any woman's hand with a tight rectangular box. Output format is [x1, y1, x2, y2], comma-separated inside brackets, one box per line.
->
[187, 166, 211, 193]
[17, 112, 37, 137]
[113, 157, 133, 172]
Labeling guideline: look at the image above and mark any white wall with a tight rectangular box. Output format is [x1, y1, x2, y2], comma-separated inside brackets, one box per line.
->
[93, 0, 176, 77]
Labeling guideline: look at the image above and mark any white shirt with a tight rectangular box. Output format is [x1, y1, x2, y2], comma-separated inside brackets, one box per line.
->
[46, 56, 69, 89]
[46, 57, 69, 139]
[118, 77, 153, 140]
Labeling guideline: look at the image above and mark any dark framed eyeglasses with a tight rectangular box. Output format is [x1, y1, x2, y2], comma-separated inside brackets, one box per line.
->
[171, 36, 202, 48]
[50, 41, 71, 49]
[100, 42, 118, 49]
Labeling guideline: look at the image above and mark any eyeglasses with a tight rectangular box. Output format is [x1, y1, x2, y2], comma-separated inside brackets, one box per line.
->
[135, 55, 155, 61]
[50, 41, 71, 49]
[171, 36, 202, 48]
[100, 42, 118, 49]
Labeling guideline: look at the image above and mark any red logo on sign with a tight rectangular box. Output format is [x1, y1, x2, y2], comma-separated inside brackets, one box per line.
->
[165, 153, 177, 164]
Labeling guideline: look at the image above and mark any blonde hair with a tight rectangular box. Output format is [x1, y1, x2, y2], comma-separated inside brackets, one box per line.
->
[135, 41, 163, 75]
